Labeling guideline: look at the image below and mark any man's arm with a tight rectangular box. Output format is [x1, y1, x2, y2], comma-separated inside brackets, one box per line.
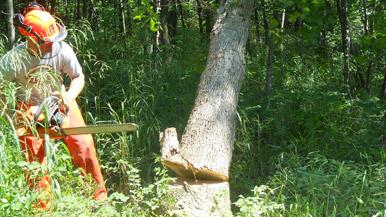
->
[63, 72, 85, 106]
[61, 42, 85, 106]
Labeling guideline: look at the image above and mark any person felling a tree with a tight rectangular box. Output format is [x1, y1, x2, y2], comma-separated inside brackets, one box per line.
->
[0, 2, 107, 208]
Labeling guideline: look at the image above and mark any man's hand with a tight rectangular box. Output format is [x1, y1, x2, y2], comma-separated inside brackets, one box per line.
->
[34, 96, 67, 127]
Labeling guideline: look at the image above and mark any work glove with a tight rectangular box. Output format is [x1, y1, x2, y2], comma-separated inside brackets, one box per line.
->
[34, 96, 67, 127]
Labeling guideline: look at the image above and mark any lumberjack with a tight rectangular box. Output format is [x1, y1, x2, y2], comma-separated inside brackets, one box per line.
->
[0, 2, 106, 208]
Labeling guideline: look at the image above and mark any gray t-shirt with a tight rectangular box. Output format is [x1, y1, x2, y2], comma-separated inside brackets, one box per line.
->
[0, 41, 83, 105]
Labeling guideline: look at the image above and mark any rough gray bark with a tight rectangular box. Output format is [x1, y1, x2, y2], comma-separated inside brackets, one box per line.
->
[170, 179, 231, 217]
[6, 0, 15, 50]
[160, 0, 254, 215]
[337, 0, 351, 85]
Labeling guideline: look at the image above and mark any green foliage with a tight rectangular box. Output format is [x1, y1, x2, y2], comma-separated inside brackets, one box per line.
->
[0, 0, 385, 216]
[235, 185, 285, 216]
[235, 152, 385, 216]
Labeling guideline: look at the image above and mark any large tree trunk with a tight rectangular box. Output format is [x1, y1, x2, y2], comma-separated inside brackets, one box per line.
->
[160, 0, 254, 216]
[337, 0, 351, 85]
[6, 0, 15, 50]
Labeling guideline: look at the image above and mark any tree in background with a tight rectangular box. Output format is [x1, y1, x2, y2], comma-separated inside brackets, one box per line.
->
[6, 0, 15, 50]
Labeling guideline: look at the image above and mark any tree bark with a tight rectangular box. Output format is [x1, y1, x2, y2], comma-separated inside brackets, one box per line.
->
[168, 0, 178, 37]
[126, 1, 132, 34]
[160, 0, 171, 45]
[83, 0, 89, 19]
[380, 55, 386, 99]
[361, 0, 369, 35]
[119, 0, 127, 35]
[254, 8, 260, 44]
[76, 0, 81, 19]
[176, 0, 186, 28]
[319, 0, 331, 57]
[152, 0, 160, 70]
[160, 0, 254, 215]
[337, 0, 351, 85]
[203, 5, 213, 36]
[6, 0, 15, 50]
[90, 0, 99, 31]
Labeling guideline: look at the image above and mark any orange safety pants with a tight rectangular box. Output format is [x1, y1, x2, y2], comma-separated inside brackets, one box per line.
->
[17, 100, 107, 207]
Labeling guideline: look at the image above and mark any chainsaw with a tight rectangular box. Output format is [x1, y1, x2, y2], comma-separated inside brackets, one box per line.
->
[20, 96, 138, 138]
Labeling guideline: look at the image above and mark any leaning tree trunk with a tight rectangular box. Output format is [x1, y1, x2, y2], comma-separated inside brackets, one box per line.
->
[160, 0, 254, 216]
[6, 0, 15, 50]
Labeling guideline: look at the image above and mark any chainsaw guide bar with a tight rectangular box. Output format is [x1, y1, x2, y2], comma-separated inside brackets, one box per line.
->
[37, 123, 138, 137]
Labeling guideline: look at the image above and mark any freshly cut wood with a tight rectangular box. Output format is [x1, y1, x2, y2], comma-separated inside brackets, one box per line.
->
[160, 128, 228, 181]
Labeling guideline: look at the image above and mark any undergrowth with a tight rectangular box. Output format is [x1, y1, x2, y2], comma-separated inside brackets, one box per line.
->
[0, 18, 384, 217]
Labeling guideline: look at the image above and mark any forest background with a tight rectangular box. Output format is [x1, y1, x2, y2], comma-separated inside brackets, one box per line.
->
[0, 0, 385, 216]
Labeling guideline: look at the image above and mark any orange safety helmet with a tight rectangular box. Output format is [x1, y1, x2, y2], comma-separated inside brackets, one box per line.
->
[14, 3, 67, 43]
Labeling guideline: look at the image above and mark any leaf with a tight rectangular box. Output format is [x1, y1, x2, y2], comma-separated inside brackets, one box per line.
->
[289, 12, 301, 23]
[149, 18, 158, 32]
[133, 15, 143, 20]
[110, 192, 130, 202]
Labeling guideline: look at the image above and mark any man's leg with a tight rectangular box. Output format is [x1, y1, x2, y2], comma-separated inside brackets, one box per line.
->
[62, 101, 107, 200]
[17, 102, 52, 209]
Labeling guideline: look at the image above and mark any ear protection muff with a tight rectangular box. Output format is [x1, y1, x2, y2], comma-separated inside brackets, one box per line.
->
[13, 13, 46, 44]
[13, 2, 47, 45]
